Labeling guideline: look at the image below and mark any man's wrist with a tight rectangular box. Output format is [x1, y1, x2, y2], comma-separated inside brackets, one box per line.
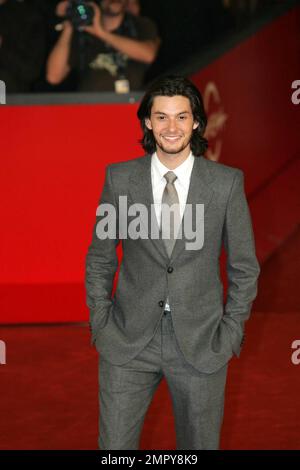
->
[93, 27, 107, 41]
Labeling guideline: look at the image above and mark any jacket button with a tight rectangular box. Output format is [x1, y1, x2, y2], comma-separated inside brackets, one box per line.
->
[167, 267, 173, 273]
[158, 300, 164, 307]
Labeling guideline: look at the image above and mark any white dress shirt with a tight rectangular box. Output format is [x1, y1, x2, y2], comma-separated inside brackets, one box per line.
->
[151, 151, 195, 311]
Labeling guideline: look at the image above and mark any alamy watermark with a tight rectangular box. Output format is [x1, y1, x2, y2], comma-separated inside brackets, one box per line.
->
[291, 80, 300, 105]
[0, 80, 6, 105]
[0, 340, 6, 365]
[95, 197, 205, 250]
[291, 340, 300, 365]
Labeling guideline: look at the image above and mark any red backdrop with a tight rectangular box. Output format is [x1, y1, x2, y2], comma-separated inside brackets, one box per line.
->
[1, 6, 299, 323]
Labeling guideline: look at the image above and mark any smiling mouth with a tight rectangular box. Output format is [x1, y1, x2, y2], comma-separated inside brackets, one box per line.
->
[163, 136, 182, 142]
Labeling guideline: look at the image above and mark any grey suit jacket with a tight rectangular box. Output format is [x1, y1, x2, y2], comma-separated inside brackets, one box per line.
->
[85, 154, 260, 373]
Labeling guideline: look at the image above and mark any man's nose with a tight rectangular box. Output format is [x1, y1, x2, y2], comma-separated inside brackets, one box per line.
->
[166, 119, 177, 132]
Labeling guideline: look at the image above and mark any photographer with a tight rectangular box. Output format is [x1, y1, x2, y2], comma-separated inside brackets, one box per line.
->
[46, 0, 161, 92]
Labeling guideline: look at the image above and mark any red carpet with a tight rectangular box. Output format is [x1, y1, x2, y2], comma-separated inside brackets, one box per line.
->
[0, 227, 299, 449]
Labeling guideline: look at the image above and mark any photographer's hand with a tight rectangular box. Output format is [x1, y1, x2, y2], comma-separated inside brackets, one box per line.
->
[56, 1, 70, 18]
[81, 2, 104, 37]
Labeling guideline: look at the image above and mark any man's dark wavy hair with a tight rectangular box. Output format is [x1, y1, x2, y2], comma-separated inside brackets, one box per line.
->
[137, 74, 208, 157]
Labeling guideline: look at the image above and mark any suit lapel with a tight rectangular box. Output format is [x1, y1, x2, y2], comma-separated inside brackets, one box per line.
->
[128, 153, 214, 263]
[128, 154, 167, 260]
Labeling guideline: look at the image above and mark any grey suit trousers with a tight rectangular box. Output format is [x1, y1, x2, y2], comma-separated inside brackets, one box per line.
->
[98, 310, 228, 450]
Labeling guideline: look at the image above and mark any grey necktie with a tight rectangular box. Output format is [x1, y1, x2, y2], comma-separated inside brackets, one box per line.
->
[161, 171, 181, 258]
[161, 171, 181, 311]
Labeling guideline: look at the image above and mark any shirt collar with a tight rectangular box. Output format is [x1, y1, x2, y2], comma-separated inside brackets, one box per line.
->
[151, 151, 195, 189]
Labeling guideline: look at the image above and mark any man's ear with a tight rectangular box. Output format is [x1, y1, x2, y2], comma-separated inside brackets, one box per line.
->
[145, 118, 152, 130]
[193, 121, 199, 130]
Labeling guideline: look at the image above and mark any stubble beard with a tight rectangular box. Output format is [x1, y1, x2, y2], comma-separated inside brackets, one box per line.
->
[155, 136, 192, 156]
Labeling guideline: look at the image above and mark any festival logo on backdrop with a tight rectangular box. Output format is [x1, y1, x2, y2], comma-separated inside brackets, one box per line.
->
[203, 81, 228, 162]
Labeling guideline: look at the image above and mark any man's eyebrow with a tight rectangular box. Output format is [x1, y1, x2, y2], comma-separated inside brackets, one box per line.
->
[152, 111, 191, 115]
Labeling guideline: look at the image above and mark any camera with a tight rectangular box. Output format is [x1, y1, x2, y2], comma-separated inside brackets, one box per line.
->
[65, 1, 95, 30]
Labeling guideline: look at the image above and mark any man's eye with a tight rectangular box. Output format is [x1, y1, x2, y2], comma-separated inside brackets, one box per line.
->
[179, 116, 186, 120]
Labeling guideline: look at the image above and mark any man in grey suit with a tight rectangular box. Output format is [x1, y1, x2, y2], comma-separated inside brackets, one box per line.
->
[85, 74, 260, 450]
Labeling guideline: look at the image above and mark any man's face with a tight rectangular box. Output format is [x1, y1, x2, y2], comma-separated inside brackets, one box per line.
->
[145, 95, 199, 156]
[101, 0, 127, 16]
